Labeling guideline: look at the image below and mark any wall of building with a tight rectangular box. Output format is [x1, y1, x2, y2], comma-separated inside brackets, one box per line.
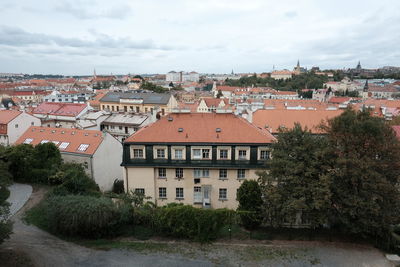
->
[61, 152, 92, 177]
[125, 167, 259, 209]
[7, 112, 41, 145]
[92, 133, 123, 191]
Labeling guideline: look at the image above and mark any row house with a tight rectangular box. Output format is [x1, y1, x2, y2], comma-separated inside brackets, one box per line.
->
[16, 126, 122, 191]
[122, 113, 276, 209]
[43, 90, 93, 103]
[0, 110, 41, 146]
[99, 92, 178, 115]
[31, 102, 89, 128]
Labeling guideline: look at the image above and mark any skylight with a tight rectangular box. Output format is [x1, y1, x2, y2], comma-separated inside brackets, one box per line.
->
[40, 140, 49, 144]
[23, 138, 33, 144]
[77, 144, 89, 152]
[59, 142, 70, 150]
[52, 141, 59, 145]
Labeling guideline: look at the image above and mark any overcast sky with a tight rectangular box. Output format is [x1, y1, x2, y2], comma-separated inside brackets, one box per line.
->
[0, 0, 399, 75]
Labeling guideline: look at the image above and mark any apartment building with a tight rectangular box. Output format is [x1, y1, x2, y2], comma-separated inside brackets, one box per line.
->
[122, 113, 276, 209]
[99, 92, 178, 115]
[0, 110, 41, 146]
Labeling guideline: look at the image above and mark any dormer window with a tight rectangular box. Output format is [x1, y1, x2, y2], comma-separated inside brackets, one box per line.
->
[133, 149, 144, 158]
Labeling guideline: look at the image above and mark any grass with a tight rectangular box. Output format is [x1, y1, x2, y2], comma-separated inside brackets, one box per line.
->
[23, 200, 49, 232]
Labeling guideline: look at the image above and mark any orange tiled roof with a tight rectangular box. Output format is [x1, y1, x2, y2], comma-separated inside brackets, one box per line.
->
[15, 126, 103, 155]
[0, 110, 22, 124]
[253, 109, 343, 134]
[125, 113, 276, 144]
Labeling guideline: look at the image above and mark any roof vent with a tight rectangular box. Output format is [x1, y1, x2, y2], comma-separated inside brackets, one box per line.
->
[167, 117, 173, 122]
[216, 128, 221, 133]
[40, 129, 44, 132]
[51, 130, 56, 133]
[71, 131, 75, 135]
[61, 131, 65, 134]
[84, 133, 89, 136]
[178, 128, 183, 132]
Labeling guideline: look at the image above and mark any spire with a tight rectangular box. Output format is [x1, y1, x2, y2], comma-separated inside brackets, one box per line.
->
[93, 68, 97, 78]
[231, 69, 234, 75]
[297, 59, 300, 68]
[356, 61, 362, 70]
[363, 79, 369, 92]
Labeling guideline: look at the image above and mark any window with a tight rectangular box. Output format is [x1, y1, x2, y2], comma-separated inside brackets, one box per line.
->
[31, 122, 35, 126]
[133, 149, 144, 158]
[194, 169, 209, 178]
[174, 149, 183, 159]
[237, 169, 246, 179]
[23, 138, 33, 144]
[159, 187, 166, 198]
[77, 144, 90, 152]
[40, 140, 49, 144]
[219, 149, 228, 159]
[238, 150, 247, 160]
[219, 188, 227, 200]
[119, 126, 123, 130]
[15, 124, 18, 128]
[176, 188, 184, 199]
[219, 169, 227, 179]
[158, 168, 166, 178]
[193, 149, 201, 159]
[175, 168, 183, 179]
[135, 188, 145, 195]
[202, 149, 210, 159]
[194, 187, 202, 203]
[260, 150, 270, 160]
[59, 142, 70, 150]
[156, 149, 165, 158]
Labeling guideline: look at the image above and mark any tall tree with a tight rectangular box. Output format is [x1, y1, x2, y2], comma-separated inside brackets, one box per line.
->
[259, 124, 331, 228]
[236, 180, 263, 229]
[0, 146, 12, 244]
[324, 108, 400, 239]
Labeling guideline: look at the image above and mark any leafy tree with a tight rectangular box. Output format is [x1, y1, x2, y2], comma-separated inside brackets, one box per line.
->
[324, 108, 400, 240]
[0, 146, 12, 244]
[140, 81, 167, 93]
[5, 144, 35, 182]
[33, 143, 62, 170]
[216, 89, 223, 98]
[259, 124, 331, 228]
[236, 180, 263, 229]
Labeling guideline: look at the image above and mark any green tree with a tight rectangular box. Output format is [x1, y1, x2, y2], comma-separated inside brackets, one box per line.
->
[5, 144, 35, 182]
[324, 108, 400, 240]
[216, 89, 223, 98]
[33, 142, 62, 170]
[236, 180, 263, 229]
[259, 124, 331, 228]
[0, 146, 12, 244]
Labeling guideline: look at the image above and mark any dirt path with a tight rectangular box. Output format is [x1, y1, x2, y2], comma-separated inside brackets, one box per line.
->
[1, 186, 394, 267]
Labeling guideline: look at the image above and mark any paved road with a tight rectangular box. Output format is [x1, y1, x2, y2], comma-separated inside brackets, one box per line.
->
[6, 183, 32, 219]
[1, 186, 395, 267]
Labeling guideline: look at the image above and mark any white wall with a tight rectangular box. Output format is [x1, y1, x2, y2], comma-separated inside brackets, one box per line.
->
[7, 112, 41, 145]
[92, 132, 123, 191]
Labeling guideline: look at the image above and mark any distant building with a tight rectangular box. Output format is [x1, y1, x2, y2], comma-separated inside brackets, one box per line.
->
[0, 110, 41, 146]
[270, 70, 293, 80]
[32, 102, 89, 128]
[16, 126, 122, 191]
[122, 113, 276, 209]
[166, 71, 199, 83]
[99, 91, 178, 115]
[43, 90, 93, 103]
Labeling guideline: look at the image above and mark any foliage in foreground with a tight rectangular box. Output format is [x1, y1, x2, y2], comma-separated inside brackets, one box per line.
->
[35, 195, 121, 238]
[0, 145, 12, 244]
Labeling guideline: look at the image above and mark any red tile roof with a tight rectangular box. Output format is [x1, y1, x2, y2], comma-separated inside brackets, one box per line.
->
[32, 103, 87, 117]
[253, 109, 343, 134]
[0, 110, 22, 124]
[392, 126, 400, 139]
[125, 113, 276, 144]
[328, 97, 351, 104]
[15, 126, 103, 155]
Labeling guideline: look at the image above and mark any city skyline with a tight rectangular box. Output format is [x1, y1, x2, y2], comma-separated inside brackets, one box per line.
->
[1, 0, 400, 75]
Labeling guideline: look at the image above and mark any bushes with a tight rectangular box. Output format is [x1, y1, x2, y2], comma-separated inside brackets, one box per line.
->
[45, 195, 121, 238]
[112, 179, 124, 194]
[155, 204, 231, 242]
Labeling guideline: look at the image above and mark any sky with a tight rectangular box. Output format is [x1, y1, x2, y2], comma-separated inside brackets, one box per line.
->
[0, 0, 399, 75]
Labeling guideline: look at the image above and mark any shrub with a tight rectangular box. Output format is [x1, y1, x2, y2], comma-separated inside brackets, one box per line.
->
[50, 163, 100, 196]
[45, 195, 120, 238]
[112, 179, 124, 194]
[155, 204, 231, 242]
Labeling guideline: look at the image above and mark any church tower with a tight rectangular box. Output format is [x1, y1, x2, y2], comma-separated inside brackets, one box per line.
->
[362, 79, 369, 99]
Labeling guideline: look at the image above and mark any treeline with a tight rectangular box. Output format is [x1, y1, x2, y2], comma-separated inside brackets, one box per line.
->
[242, 109, 400, 250]
[225, 73, 329, 90]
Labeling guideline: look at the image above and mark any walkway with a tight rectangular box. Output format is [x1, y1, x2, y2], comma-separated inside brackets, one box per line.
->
[6, 183, 32, 219]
